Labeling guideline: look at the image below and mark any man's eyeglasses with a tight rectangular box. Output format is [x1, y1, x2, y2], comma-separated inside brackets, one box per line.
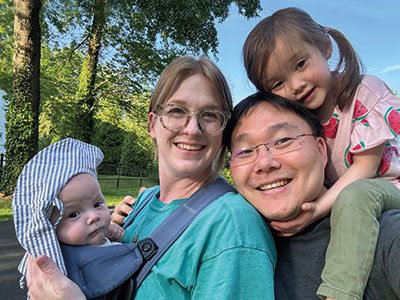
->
[229, 133, 317, 167]
[156, 104, 231, 135]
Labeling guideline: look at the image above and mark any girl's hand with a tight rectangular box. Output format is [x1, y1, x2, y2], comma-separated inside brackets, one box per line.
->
[27, 255, 85, 300]
[269, 201, 321, 237]
[107, 222, 125, 242]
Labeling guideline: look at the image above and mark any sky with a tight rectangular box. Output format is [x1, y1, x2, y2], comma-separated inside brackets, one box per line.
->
[215, 0, 400, 104]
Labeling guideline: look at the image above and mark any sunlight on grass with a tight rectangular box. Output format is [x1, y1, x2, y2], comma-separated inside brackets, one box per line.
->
[0, 185, 149, 221]
[0, 197, 12, 221]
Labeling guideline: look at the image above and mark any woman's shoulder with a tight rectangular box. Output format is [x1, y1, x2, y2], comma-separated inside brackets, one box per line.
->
[199, 190, 273, 242]
[209, 190, 259, 217]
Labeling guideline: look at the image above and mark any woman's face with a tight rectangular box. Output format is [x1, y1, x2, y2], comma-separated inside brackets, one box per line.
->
[149, 74, 224, 181]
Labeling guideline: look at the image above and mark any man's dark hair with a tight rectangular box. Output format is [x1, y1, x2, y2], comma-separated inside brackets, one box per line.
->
[226, 91, 324, 150]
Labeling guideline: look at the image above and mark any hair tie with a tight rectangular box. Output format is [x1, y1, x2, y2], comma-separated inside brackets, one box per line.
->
[323, 26, 330, 34]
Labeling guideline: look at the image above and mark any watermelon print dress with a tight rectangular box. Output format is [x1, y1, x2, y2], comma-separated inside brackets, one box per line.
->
[323, 75, 400, 188]
[318, 75, 400, 300]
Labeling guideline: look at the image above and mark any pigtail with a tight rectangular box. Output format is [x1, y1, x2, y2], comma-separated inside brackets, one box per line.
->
[327, 28, 364, 111]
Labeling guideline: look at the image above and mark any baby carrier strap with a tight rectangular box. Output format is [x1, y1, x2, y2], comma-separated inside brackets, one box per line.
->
[136, 176, 235, 286]
[61, 176, 235, 299]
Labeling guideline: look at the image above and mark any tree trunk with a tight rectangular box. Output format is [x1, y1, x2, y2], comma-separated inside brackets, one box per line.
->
[0, 0, 41, 195]
[73, 0, 106, 142]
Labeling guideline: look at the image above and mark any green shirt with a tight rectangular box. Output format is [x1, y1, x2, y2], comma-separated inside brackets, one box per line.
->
[123, 186, 276, 299]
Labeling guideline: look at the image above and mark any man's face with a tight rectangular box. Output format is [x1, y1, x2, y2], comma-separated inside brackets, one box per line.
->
[230, 102, 327, 221]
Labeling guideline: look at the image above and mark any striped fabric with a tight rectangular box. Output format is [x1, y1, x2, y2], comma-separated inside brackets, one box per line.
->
[12, 138, 104, 288]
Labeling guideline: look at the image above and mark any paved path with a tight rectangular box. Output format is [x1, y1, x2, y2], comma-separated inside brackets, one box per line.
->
[0, 221, 26, 299]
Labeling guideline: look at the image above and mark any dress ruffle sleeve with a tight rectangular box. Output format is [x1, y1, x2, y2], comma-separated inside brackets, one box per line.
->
[349, 96, 400, 154]
[348, 75, 400, 180]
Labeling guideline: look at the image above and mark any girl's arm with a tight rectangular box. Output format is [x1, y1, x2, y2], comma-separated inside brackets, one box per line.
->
[270, 144, 384, 236]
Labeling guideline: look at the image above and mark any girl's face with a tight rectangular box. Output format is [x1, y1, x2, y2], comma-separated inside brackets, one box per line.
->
[264, 38, 333, 111]
[148, 74, 224, 182]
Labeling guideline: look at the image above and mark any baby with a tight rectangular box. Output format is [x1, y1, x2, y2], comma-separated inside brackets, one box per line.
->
[13, 138, 124, 289]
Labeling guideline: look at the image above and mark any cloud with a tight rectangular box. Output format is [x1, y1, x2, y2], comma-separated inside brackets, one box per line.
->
[381, 64, 400, 74]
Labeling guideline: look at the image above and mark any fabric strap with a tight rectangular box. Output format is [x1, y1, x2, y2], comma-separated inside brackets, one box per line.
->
[128, 176, 235, 288]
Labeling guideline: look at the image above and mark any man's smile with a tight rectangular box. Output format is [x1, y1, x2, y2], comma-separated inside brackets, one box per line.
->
[257, 179, 291, 191]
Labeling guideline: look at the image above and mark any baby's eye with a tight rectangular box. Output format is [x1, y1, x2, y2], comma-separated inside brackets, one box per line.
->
[295, 59, 306, 70]
[68, 211, 80, 219]
[94, 201, 106, 209]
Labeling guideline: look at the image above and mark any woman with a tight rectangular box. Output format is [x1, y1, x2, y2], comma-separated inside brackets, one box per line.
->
[26, 56, 276, 299]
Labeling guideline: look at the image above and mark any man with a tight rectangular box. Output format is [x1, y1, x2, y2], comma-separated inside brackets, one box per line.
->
[228, 91, 400, 299]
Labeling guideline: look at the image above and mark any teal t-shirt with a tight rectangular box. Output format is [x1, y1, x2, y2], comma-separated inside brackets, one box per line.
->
[123, 186, 276, 299]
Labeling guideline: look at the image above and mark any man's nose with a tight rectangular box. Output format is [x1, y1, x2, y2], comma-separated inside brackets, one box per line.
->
[253, 146, 281, 172]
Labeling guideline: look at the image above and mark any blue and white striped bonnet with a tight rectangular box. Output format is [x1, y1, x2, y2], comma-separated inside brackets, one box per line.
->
[13, 138, 104, 287]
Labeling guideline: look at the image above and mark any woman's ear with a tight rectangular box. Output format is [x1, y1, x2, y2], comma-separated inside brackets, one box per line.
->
[148, 112, 157, 139]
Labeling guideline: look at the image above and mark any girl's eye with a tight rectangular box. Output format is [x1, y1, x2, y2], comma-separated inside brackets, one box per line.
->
[68, 211, 80, 219]
[271, 81, 283, 91]
[295, 59, 306, 70]
[94, 201, 106, 209]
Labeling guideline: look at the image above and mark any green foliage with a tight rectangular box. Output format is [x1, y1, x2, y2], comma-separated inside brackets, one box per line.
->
[92, 119, 125, 175]
[119, 131, 157, 176]
[39, 46, 84, 146]
[0, 0, 13, 93]
[0, 68, 38, 194]
[0, 0, 262, 195]
[221, 167, 234, 186]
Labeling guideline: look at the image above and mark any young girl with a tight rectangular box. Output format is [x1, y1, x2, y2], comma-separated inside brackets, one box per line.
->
[243, 7, 400, 300]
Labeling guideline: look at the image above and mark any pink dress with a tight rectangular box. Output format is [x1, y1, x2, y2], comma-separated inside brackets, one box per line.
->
[323, 75, 400, 187]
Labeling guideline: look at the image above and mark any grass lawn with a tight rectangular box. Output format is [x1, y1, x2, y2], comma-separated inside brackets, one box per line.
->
[0, 184, 147, 221]
[0, 197, 12, 221]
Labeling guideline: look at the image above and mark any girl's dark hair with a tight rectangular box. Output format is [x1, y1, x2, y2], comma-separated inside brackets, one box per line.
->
[243, 7, 364, 111]
[227, 91, 323, 150]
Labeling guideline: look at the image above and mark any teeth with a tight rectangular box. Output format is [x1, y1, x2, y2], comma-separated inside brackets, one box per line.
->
[258, 180, 289, 191]
[177, 143, 203, 151]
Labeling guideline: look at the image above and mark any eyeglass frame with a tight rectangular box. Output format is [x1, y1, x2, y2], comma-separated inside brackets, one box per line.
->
[156, 103, 231, 135]
[229, 133, 317, 167]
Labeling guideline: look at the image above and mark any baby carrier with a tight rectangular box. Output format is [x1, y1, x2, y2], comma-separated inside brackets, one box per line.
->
[61, 176, 235, 300]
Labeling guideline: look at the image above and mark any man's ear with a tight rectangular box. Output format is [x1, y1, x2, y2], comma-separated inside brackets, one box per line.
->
[316, 136, 328, 168]
[148, 112, 157, 139]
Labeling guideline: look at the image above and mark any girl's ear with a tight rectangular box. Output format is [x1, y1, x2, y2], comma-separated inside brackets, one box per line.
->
[324, 40, 333, 59]
[148, 112, 157, 139]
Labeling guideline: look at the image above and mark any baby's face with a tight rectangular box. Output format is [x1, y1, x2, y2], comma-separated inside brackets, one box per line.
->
[53, 173, 111, 246]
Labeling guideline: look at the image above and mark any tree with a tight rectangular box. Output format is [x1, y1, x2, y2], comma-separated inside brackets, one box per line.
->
[72, 0, 106, 141]
[0, 0, 41, 194]
[0, 0, 14, 93]
[56, 0, 261, 142]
